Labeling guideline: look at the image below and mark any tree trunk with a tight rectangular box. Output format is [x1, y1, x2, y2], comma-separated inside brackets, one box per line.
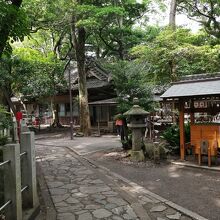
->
[169, 0, 177, 81]
[2, 87, 16, 116]
[169, 0, 177, 30]
[170, 60, 177, 82]
[0, 0, 23, 58]
[70, 18, 91, 136]
[52, 103, 62, 127]
[78, 61, 91, 136]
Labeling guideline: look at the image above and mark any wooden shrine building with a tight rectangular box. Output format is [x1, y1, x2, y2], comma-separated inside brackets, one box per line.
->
[161, 73, 220, 166]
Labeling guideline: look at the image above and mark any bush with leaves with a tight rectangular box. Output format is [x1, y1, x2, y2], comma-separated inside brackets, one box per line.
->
[0, 105, 11, 129]
[162, 123, 190, 154]
[0, 105, 12, 146]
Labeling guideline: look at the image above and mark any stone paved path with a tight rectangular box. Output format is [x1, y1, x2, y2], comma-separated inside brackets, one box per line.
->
[36, 144, 206, 220]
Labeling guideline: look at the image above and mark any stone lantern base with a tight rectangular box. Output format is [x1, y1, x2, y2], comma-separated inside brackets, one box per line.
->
[130, 150, 145, 162]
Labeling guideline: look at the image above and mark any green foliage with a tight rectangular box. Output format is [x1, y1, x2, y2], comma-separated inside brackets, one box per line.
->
[0, 136, 8, 146]
[143, 141, 168, 159]
[114, 113, 125, 120]
[131, 27, 220, 84]
[53, 0, 151, 60]
[12, 47, 66, 98]
[104, 60, 153, 113]
[162, 123, 190, 154]
[0, 105, 11, 147]
[0, 148, 3, 207]
[0, 105, 12, 130]
[0, 44, 66, 102]
[0, 0, 30, 55]
[178, 0, 220, 39]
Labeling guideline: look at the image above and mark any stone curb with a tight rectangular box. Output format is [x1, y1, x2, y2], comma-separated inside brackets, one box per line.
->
[75, 152, 208, 220]
[171, 161, 220, 172]
[36, 163, 57, 220]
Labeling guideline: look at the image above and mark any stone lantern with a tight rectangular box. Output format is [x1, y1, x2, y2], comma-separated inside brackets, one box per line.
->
[124, 98, 149, 161]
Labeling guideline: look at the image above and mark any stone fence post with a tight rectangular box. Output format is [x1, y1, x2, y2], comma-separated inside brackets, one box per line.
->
[20, 119, 29, 133]
[13, 119, 19, 143]
[20, 131, 38, 209]
[3, 144, 22, 220]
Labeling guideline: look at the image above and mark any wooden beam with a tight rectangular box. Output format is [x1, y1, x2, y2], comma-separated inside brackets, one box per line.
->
[179, 100, 185, 160]
[184, 106, 220, 113]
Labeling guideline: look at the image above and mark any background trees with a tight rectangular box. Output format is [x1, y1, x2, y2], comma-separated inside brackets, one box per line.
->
[178, 0, 220, 39]
[0, 0, 27, 57]
[104, 60, 153, 112]
[131, 27, 220, 84]
[0, 0, 220, 134]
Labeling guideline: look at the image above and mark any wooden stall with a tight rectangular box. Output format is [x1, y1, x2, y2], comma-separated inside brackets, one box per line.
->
[161, 73, 220, 166]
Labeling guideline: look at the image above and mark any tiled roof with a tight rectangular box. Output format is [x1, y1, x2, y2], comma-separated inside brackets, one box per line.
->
[178, 73, 220, 83]
[161, 73, 220, 99]
[72, 79, 110, 90]
[65, 59, 111, 90]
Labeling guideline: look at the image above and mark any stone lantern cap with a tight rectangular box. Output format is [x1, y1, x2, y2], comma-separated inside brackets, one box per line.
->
[124, 104, 149, 116]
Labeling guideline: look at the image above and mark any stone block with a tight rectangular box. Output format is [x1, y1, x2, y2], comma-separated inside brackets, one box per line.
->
[130, 150, 145, 162]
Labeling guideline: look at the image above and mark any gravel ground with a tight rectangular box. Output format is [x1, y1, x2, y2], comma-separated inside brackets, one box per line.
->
[87, 149, 220, 220]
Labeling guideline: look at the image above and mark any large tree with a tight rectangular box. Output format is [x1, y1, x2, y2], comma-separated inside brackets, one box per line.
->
[70, 0, 151, 135]
[0, 42, 65, 118]
[105, 60, 153, 112]
[0, 0, 28, 57]
[169, 0, 177, 29]
[178, 0, 220, 38]
[0, 0, 30, 115]
[22, 0, 151, 135]
[131, 28, 220, 84]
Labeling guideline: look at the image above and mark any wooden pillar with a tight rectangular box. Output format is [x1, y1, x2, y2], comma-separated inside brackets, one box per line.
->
[179, 100, 185, 160]
[190, 99, 195, 124]
[172, 101, 176, 124]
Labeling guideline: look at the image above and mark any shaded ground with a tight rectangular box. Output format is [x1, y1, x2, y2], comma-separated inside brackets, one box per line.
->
[87, 149, 220, 220]
[36, 140, 198, 220]
[35, 132, 220, 220]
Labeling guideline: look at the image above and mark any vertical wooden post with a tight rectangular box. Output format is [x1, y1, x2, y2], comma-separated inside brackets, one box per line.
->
[172, 101, 176, 124]
[190, 99, 195, 124]
[3, 144, 22, 220]
[179, 100, 185, 160]
[20, 132, 38, 209]
[190, 113, 195, 124]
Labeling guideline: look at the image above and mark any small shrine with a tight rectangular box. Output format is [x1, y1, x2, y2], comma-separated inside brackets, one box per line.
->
[161, 73, 220, 166]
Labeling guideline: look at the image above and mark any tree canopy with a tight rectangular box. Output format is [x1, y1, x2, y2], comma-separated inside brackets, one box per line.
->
[0, 0, 220, 133]
[178, 0, 220, 39]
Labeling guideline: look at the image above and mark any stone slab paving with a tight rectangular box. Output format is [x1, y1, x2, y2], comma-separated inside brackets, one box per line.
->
[94, 164, 207, 220]
[36, 145, 141, 220]
[36, 144, 206, 220]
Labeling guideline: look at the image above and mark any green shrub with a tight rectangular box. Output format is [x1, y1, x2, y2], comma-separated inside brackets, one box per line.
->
[0, 149, 3, 207]
[143, 140, 169, 159]
[0, 149, 2, 161]
[0, 105, 12, 130]
[162, 123, 190, 154]
[0, 136, 8, 146]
